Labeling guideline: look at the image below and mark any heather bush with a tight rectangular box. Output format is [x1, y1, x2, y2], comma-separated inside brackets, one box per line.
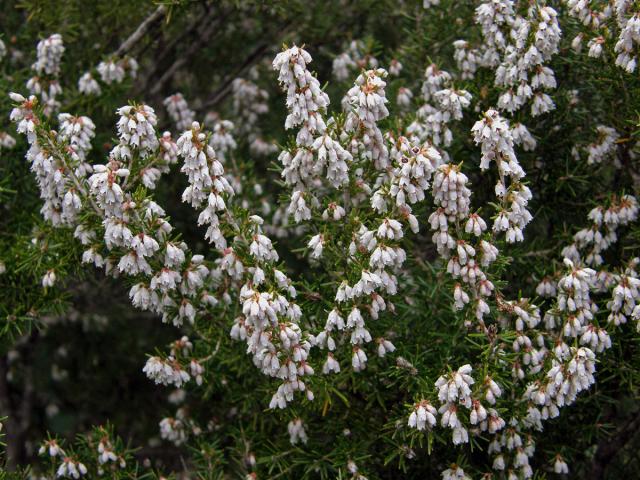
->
[1, 1, 640, 479]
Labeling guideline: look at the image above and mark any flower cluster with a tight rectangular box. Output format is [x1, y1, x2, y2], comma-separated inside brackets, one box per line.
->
[585, 125, 620, 165]
[566, 0, 640, 73]
[8, 20, 640, 479]
[78, 56, 138, 95]
[27, 34, 64, 115]
[159, 409, 190, 445]
[173, 115, 313, 409]
[38, 439, 88, 479]
[164, 92, 196, 132]
[429, 161, 499, 322]
[178, 120, 234, 248]
[563, 194, 639, 266]
[453, 40, 480, 80]
[344, 68, 390, 170]
[11, 95, 214, 399]
[471, 108, 532, 242]
[411, 365, 505, 449]
[274, 46, 351, 222]
[614, 7, 640, 72]
[407, 64, 471, 148]
[209, 119, 237, 163]
[58, 113, 96, 177]
[10, 93, 82, 226]
[231, 76, 269, 132]
[232, 219, 313, 409]
[230, 75, 276, 155]
[332, 40, 378, 81]
[32, 33, 64, 76]
[476, 3, 561, 117]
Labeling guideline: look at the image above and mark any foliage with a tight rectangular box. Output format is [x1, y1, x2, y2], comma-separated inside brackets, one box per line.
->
[1, 1, 640, 479]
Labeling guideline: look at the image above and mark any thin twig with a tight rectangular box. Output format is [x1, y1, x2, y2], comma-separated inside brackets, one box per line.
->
[150, 7, 229, 97]
[198, 42, 272, 111]
[199, 20, 294, 112]
[114, 5, 168, 58]
[137, 4, 212, 92]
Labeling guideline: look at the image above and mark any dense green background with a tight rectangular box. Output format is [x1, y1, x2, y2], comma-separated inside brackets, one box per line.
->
[1, 1, 640, 478]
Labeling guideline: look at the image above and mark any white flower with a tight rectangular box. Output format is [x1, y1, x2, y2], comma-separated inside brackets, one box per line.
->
[536, 277, 556, 297]
[351, 346, 368, 371]
[435, 364, 474, 405]
[586, 126, 619, 165]
[377, 218, 403, 240]
[344, 68, 390, 169]
[441, 464, 470, 480]
[209, 119, 237, 163]
[453, 284, 470, 310]
[56, 458, 87, 479]
[190, 360, 204, 385]
[32, 34, 64, 75]
[408, 401, 437, 430]
[150, 268, 181, 293]
[159, 416, 187, 445]
[0, 132, 16, 149]
[531, 92, 555, 117]
[511, 123, 537, 151]
[39, 440, 63, 458]
[434, 88, 472, 121]
[465, 213, 486, 236]
[272, 46, 329, 134]
[453, 40, 479, 79]
[322, 203, 346, 221]
[231, 77, 269, 134]
[164, 93, 195, 132]
[431, 164, 471, 222]
[98, 440, 118, 465]
[250, 233, 279, 262]
[588, 37, 604, 58]
[117, 251, 151, 275]
[322, 353, 341, 374]
[287, 418, 308, 445]
[58, 113, 95, 158]
[143, 356, 190, 387]
[389, 58, 403, 76]
[554, 455, 569, 474]
[308, 233, 324, 259]
[42, 269, 56, 288]
[97, 59, 125, 84]
[471, 108, 519, 175]
[484, 376, 502, 405]
[131, 232, 160, 257]
[397, 87, 413, 108]
[332, 40, 377, 81]
[165, 243, 186, 267]
[115, 104, 159, 155]
[376, 337, 395, 357]
[78, 72, 101, 95]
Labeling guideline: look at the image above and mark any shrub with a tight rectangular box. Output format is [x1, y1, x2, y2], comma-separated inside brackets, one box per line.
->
[1, 1, 640, 478]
